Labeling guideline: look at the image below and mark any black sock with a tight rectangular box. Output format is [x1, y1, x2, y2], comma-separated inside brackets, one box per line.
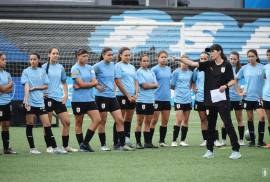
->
[44, 135, 51, 148]
[83, 129, 95, 145]
[135, 131, 141, 144]
[215, 130, 219, 140]
[113, 123, 118, 145]
[118, 131, 125, 147]
[1, 131, 9, 150]
[221, 127, 227, 140]
[98, 133, 106, 146]
[173, 125, 180, 142]
[258, 122, 265, 143]
[180, 126, 188, 141]
[149, 128, 155, 143]
[124, 121, 131, 138]
[202, 130, 208, 140]
[26, 125, 35, 148]
[76, 133, 84, 145]
[62, 135, 69, 148]
[268, 126, 270, 136]
[248, 121, 255, 142]
[238, 126, 245, 140]
[143, 131, 150, 144]
[159, 126, 167, 143]
[44, 126, 57, 148]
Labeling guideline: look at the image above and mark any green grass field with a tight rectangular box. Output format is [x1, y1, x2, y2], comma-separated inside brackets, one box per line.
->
[0, 110, 269, 182]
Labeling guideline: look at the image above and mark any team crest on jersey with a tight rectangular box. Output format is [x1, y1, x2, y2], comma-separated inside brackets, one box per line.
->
[142, 104, 146, 110]
[48, 101, 52, 107]
[221, 67, 225, 73]
[176, 104, 180, 109]
[122, 99, 126, 105]
[101, 103, 106, 109]
[76, 107, 81, 113]
[71, 70, 80, 77]
[154, 104, 158, 109]
[243, 102, 247, 109]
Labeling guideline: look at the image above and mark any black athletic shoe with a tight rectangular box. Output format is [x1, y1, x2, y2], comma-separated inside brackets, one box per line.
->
[144, 143, 158, 149]
[257, 141, 267, 147]
[79, 143, 94, 152]
[248, 141, 255, 147]
[3, 148, 17, 154]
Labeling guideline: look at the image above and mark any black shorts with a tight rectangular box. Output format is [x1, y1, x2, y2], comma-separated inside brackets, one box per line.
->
[154, 101, 171, 111]
[263, 100, 270, 110]
[95, 96, 120, 112]
[71, 102, 98, 115]
[116, 96, 136, 110]
[44, 98, 67, 114]
[136, 102, 154, 115]
[242, 100, 263, 110]
[25, 105, 47, 115]
[174, 103, 192, 111]
[230, 101, 243, 111]
[194, 101, 206, 111]
[0, 104, 12, 121]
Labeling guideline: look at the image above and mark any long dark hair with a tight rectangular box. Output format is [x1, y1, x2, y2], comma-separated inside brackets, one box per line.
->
[46, 47, 59, 73]
[118, 47, 130, 62]
[230, 51, 241, 73]
[247, 49, 260, 63]
[99, 47, 112, 61]
[30, 52, 41, 67]
[210, 44, 227, 61]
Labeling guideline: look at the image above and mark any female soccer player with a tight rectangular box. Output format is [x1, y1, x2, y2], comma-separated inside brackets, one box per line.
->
[114, 47, 137, 148]
[21, 52, 65, 154]
[236, 49, 266, 147]
[94, 47, 134, 151]
[220, 51, 245, 146]
[71, 49, 101, 152]
[263, 49, 270, 148]
[135, 54, 158, 149]
[0, 53, 16, 154]
[150, 51, 171, 147]
[237, 49, 266, 147]
[42, 48, 77, 153]
[171, 56, 193, 147]
[181, 44, 241, 159]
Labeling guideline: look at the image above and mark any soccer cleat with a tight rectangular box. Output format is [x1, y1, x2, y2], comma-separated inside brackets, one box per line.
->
[144, 143, 158, 149]
[239, 140, 246, 146]
[52, 147, 68, 154]
[202, 150, 214, 159]
[125, 138, 135, 148]
[200, 140, 207, 147]
[64, 146, 78, 152]
[135, 143, 144, 149]
[248, 141, 255, 147]
[121, 144, 135, 151]
[3, 148, 17, 154]
[30, 148, 41, 154]
[214, 140, 223, 147]
[159, 142, 169, 147]
[220, 140, 227, 146]
[46, 146, 54, 154]
[100, 145, 111, 151]
[179, 141, 189, 147]
[257, 141, 267, 147]
[171, 141, 178, 147]
[79, 143, 94, 152]
[229, 151, 241, 160]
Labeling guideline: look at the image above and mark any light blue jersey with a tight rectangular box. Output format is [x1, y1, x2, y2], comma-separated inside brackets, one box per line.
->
[236, 63, 264, 101]
[229, 65, 242, 101]
[21, 67, 49, 107]
[151, 64, 171, 101]
[171, 68, 193, 104]
[263, 63, 270, 101]
[0, 70, 12, 105]
[71, 63, 96, 102]
[192, 68, 204, 102]
[136, 68, 157, 103]
[115, 61, 136, 96]
[42, 62, 67, 102]
[94, 60, 115, 98]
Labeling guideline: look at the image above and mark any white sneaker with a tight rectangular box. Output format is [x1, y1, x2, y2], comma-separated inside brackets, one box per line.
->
[52, 147, 68, 154]
[64, 146, 78, 152]
[171, 141, 178, 147]
[200, 140, 207, 147]
[46, 147, 54, 153]
[159, 142, 169, 147]
[125, 137, 131, 145]
[100, 146, 111, 151]
[202, 150, 214, 159]
[239, 140, 246, 146]
[220, 140, 227, 146]
[179, 141, 189, 147]
[229, 151, 241, 160]
[214, 140, 223, 147]
[30, 148, 41, 154]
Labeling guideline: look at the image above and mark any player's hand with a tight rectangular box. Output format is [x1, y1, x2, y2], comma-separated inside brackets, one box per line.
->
[219, 85, 227, 92]
[128, 96, 136, 103]
[29, 86, 36, 91]
[91, 80, 99, 87]
[96, 84, 105, 92]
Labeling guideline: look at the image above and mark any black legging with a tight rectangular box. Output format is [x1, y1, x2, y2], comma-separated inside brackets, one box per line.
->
[206, 103, 240, 152]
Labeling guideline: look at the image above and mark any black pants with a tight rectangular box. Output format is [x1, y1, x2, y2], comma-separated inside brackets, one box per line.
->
[206, 104, 240, 152]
